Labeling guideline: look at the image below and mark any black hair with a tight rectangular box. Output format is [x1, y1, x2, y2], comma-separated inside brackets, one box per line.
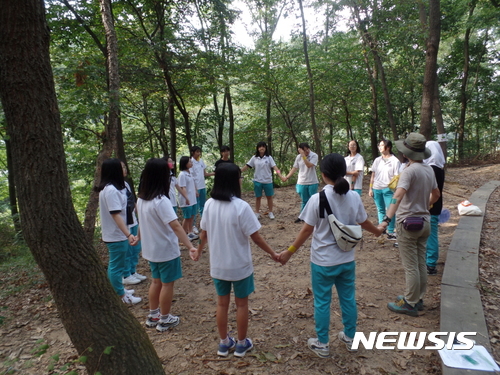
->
[211, 163, 241, 201]
[161, 155, 176, 175]
[190, 146, 202, 156]
[346, 140, 361, 155]
[379, 139, 394, 154]
[320, 153, 349, 195]
[254, 141, 269, 157]
[138, 158, 171, 201]
[179, 156, 190, 171]
[298, 142, 310, 150]
[96, 158, 125, 192]
[220, 145, 230, 153]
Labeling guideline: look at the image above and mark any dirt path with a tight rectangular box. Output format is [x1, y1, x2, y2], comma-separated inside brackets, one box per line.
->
[1, 164, 499, 375]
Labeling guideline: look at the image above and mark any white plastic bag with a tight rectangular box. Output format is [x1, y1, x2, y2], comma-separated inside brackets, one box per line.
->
[457, 200, 482, 216]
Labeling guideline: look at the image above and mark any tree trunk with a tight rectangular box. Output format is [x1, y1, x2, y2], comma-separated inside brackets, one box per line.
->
[0, 1, 165, 374]
[362, 50, 380, 161]
[298, 0, 322, 159]
[266, 95, 273, 155]
[433, 76, 447, 157]
[168, 95, 177, 162]
[5, 138, 22, 235]
[419, 0, 441, 140]
[226, 87, 235, 157]
[458, 1, 476, 160]
[352, 3, 398, 141]
[62, 0, 128, 240]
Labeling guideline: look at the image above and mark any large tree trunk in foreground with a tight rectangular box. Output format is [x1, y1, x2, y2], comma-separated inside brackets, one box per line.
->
[0, 1, 165, 374]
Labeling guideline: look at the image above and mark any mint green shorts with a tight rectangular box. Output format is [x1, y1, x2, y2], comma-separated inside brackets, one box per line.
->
[213, 274, 255, 299]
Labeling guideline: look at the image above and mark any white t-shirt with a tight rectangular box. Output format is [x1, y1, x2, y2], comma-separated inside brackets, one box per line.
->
[299, 185, 367, 267]
[178, 170, 197, 208]
[99, 184, 128, 242]
[246, 155, 276, 184]
[137, 196, 180, 262]
[200, 197, 261, 281]
[169, 175, 177, 207]
[371, 155, 401, 190]
[293, 151, 319, 185]
[344, 153, 365, 190]
[190, 158, 207, 190]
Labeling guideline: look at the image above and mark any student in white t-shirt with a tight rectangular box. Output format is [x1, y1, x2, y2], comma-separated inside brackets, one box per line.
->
[97, 158, 141, 305]
[283, 142, 319, 223]
[137, 158, 197, 333]
[190, 163, 279, 358]
[178, 156, 198, 241]
[190, 146, 215, 233]
[279, 153, 383, 358]
[344, 140, 365, 196]
[368, 140, 401, 239]
[120, 161, 146, 287]
[240, 141, 284, 220]
[165, 157, 188, 214]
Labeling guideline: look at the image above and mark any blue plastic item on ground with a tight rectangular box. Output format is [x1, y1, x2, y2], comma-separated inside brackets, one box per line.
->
[439, 208, 451, 224]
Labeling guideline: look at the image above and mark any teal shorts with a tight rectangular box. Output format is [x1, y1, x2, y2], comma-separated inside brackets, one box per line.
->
[253, 181, 274, 198]
[181, 204, 198, 219]
[213, 274, 255, 299]
[149, 257, 182, 284]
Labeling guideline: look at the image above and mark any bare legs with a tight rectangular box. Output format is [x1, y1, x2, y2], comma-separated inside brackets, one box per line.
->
[217, 294, 249, 341]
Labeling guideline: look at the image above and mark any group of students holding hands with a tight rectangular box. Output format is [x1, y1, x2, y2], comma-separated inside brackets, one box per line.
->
[98, 132, 443, 358]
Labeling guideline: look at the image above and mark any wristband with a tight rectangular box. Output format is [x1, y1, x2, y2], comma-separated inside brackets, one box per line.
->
[351, 181, 355, 185]
[302, 156, 307, 160]
[382, 215, 392, 224]
[127, 233, 133, 238]
[288, 245, 297, 253]
[390, 198, 397, 204]
[370, 184, 373, 187]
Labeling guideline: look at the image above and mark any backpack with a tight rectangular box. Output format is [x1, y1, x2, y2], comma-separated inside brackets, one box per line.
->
[319, 190, 362, 252]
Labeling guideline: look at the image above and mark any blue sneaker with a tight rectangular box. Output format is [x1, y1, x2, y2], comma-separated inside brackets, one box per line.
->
[234, 338, 253, 358]
[387, 297, 419, 317]
[396, 295, 424, 311]
[217, 336, 236, 357]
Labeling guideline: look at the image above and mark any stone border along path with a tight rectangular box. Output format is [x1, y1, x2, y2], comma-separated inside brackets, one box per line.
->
[441, 180, 500, 375]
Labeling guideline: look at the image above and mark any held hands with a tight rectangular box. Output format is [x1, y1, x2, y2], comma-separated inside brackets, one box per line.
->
[190, 247, 202, 261]
[277, 250, 293, 265]
[269, 252, 280, 263]
[280, 176, 288, 182]
[129, 235, 139, 246]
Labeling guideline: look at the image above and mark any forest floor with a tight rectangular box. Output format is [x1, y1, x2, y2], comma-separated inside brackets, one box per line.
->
[1, 163, 500, 375]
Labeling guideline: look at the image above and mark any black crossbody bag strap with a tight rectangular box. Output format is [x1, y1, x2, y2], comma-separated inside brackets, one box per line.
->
[319, 190, 333, 218]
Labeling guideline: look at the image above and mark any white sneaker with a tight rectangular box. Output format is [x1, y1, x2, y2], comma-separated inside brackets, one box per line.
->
[125, 288, 135, 294]
[123, 275, 141, 285]
[132, 272, 147, 281]
[192, 226, 199, 235]
[307, 338, 329, 358]
[122, 294, 142, 305]
[338, 331, 357, 352]
[187, 232, 199, 241]
[268, 212, 275, 219]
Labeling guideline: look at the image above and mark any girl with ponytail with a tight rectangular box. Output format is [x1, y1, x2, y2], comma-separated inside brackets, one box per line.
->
[279, 153, 383, 357]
